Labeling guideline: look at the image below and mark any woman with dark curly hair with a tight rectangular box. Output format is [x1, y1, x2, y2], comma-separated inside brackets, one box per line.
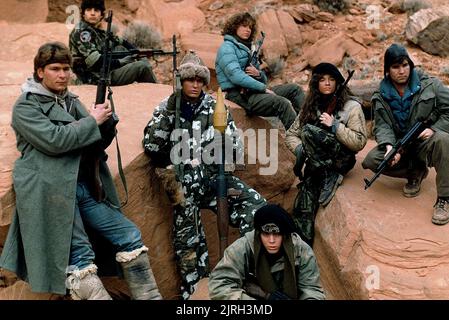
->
[285, 62, 367, 246]
[215, 12, 304, 130]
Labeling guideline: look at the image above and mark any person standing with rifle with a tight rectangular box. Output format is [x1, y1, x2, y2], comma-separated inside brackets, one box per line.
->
[69, 0, 157, 85]
[215, 12, 305, 130]
[362, 43, 449, 225]
[285, 62, 367, 247]
[0, 42, 162, 300]
[142, 51, 266, 300]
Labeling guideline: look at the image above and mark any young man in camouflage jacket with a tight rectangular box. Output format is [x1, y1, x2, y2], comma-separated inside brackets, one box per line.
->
[69, 0, 156, 85]
[142, 51, 266, 300]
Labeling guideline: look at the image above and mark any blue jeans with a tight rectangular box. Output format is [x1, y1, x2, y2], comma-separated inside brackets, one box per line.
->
[69, 182, 144, 270]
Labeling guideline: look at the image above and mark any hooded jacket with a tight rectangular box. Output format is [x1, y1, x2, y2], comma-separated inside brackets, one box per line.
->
[0, 79, 120, 294]
[208, 230, 325, 300]
[371, 71, 449, 147]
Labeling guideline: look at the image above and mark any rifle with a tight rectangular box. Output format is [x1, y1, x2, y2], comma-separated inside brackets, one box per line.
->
[110, 48, 179, 60]
[172, 35, 184, 181]
[324, 69, 355, 115]
[246, 31, 265, 69]
[213, 87, 229, 259]
[89, 10, 120, 202]
[364, 120, 428, 189]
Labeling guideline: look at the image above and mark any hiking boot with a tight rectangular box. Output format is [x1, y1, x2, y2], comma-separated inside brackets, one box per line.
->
[403, 168, 429, 198]
[432, 198, 449, 225]
[319, 171, 343, 207]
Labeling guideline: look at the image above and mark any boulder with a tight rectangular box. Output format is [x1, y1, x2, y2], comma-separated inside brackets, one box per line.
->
[416, 17, 449, 57]
[300, 32, 365, 68]
[0, 0, 48, 24]
[277, 10, 303, 54]
[135, 0, 206, 39]
[0, 83, 296, 299]
[180, 32, 223, 70]
[315, 139, 449, 299]
[0, 22, 70, 63]
[257, 9, 289, 62]
[405, 7, 449, 45]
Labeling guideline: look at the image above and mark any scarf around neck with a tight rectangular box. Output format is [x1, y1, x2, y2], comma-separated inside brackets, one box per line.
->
[254, 230, 298, 299]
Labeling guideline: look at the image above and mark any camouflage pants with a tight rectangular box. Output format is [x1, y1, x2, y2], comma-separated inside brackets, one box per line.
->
[174, 168, 266, 300]
[292, 124, 356, 247]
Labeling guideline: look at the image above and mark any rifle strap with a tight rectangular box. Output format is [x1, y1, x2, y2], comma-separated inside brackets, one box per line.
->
[107, 87, 129, 208]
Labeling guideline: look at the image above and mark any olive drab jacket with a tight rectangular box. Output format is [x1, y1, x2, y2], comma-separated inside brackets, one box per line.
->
[371, 71, 449, 146]
[285, 98, 367, 154]
[208, 230, 325, 300]
[0, 79, 120, 295]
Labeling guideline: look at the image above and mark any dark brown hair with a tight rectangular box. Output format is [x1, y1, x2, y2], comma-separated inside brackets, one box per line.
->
[33, 42, 72, 82]
[222, 12, 257, 42]
[299, 73, 352, 126]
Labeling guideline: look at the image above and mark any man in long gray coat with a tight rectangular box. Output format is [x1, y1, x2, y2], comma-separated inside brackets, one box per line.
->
[0, 42, 161, 300]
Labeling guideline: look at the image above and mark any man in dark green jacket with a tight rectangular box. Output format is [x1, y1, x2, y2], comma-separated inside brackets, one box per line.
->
[69, 0, 156, 85]
[362, 43, 449, 225]
[0, 42, 161, 300]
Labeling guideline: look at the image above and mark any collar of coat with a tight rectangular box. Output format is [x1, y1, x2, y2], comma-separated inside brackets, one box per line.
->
[380, 68, 421, 101]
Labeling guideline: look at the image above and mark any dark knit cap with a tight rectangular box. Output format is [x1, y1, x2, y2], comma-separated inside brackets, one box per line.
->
[384, 43, 414, 77]
[312, 62, 345, 84]
[254, 204, 296, 235]
[81, 0, 105, 14]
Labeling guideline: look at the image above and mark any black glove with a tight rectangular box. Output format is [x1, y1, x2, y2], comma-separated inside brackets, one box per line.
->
[293, 144, 306, 179]
[243, 282, 270, 300]
[267, 290, 291, 300]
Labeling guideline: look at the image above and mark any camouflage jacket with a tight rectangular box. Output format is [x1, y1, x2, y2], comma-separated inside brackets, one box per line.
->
[208, 230, 326, 300]
[285, 98, 367, 154]
[142, 92, 243, 177]
[69, 20, 131, 84]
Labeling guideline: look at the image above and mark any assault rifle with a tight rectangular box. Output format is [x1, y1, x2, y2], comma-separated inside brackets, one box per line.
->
[246, 31, 265, 69]
[172, 35, 184, 181]
[364, 120, 428, 189]
[110, 48, 179, 60]
[325, 69, 355, 115]
[88, 10, 124, 204]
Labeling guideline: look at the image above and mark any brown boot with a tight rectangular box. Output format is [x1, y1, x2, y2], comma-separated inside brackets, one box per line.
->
[432, 198, 449, 225]
[403, 168, 429, 198]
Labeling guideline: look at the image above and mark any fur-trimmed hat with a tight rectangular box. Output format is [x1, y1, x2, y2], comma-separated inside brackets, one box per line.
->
[178, 50, 210, 85]
[81, 0, 105, 14]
